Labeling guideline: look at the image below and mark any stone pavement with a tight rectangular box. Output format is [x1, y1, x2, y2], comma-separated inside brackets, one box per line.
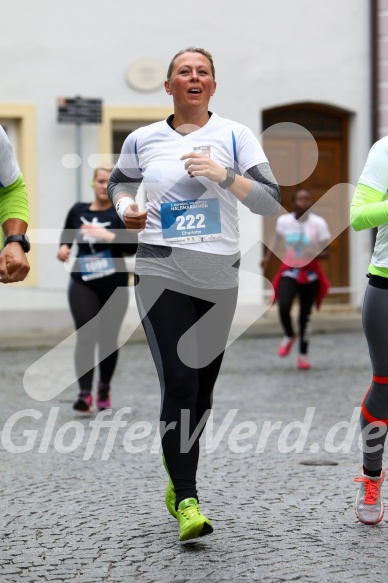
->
[0, 301, 363, 350]
[2, 315, 387, 583]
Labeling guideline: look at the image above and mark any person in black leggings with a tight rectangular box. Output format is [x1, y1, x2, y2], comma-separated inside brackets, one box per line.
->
[108, 47, 280, 541]
[261, 189, 330, 370]
[277, 275, 319, 359]
[57, 167, 137, 412]
[135, 275, 238, 505]
[351, 135, 388, 525]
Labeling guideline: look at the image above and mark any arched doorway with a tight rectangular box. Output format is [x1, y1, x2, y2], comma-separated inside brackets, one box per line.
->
[262, 103, 351, 302]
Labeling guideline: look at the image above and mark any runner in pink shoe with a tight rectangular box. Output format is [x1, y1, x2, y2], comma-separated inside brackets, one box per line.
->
[261, 188, 331, 370]
[57, 167, 137, 412]
[350, 135, 388, 524]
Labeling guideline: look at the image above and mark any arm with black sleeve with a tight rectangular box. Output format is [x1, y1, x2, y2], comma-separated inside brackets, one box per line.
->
[59, 204, 80, 247]
[57, 204, 80, 263]
[110, 219, 138, 256]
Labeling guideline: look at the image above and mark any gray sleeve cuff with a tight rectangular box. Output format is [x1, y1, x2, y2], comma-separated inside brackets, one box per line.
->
[241, 163, 281, 216]
[107, 166, 142, 204]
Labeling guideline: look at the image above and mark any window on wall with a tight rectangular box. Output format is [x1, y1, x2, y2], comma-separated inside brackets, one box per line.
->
[0, 118, 19, 155]
[112, 120, 155, 163]
[112, 121, 156, 210]
[0, 119, 19, 245]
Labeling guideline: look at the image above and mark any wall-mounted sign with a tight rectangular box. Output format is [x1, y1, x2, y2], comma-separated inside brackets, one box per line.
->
[125, 58, 165, 92]
[57, 96, 102, 124]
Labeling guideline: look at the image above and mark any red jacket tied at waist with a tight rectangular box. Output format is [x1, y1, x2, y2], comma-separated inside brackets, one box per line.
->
[271, 258, 330, 309]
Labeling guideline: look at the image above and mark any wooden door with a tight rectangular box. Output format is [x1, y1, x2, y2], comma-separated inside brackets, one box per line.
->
[262, 133, 349, 302]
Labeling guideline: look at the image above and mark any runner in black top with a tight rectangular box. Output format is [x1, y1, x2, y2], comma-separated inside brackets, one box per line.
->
[57, 167, 137, 412]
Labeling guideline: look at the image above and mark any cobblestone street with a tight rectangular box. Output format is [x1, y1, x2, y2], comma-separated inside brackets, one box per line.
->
[1, 327, 387, 582]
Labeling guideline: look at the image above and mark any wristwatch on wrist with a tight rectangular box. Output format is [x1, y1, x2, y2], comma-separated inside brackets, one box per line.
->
[3, 234, 31, 253]
[218, 166, 236, 189]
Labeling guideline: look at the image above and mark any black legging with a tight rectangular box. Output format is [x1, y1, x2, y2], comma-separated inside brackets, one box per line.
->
[360, 280, 388, 472]
[135, 275, 238, 507]
[277, 276, 319, 354]
[68, 279, 129, 390]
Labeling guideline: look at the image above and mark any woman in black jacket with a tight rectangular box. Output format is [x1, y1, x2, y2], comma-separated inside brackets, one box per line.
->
[57, 166, 137, 412]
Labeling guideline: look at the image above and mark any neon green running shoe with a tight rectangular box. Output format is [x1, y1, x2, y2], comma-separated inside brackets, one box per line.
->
[176, 498, 213, 541]
[162, 453, 177, 518]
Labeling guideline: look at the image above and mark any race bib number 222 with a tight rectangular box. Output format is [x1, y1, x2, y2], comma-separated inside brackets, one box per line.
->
[160, 198, 222, 244]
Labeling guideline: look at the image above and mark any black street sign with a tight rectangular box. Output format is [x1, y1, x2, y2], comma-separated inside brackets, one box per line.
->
[57, 96, 102, 124]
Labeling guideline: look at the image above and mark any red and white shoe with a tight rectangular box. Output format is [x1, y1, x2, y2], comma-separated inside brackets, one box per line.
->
[354, 467, 386, 525]
[297, 355, 311, 370]
[277, 336, 295, 357]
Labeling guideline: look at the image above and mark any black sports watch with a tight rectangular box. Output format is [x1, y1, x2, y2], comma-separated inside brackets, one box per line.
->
[4, 234, 31, 253]
[218, 166, 236, 189]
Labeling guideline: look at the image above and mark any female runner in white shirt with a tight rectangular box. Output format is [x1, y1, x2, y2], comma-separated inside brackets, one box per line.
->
[108, 47, 280, 541]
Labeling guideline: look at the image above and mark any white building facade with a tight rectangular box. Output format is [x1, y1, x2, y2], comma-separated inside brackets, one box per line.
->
[0, 0, 373, 330]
